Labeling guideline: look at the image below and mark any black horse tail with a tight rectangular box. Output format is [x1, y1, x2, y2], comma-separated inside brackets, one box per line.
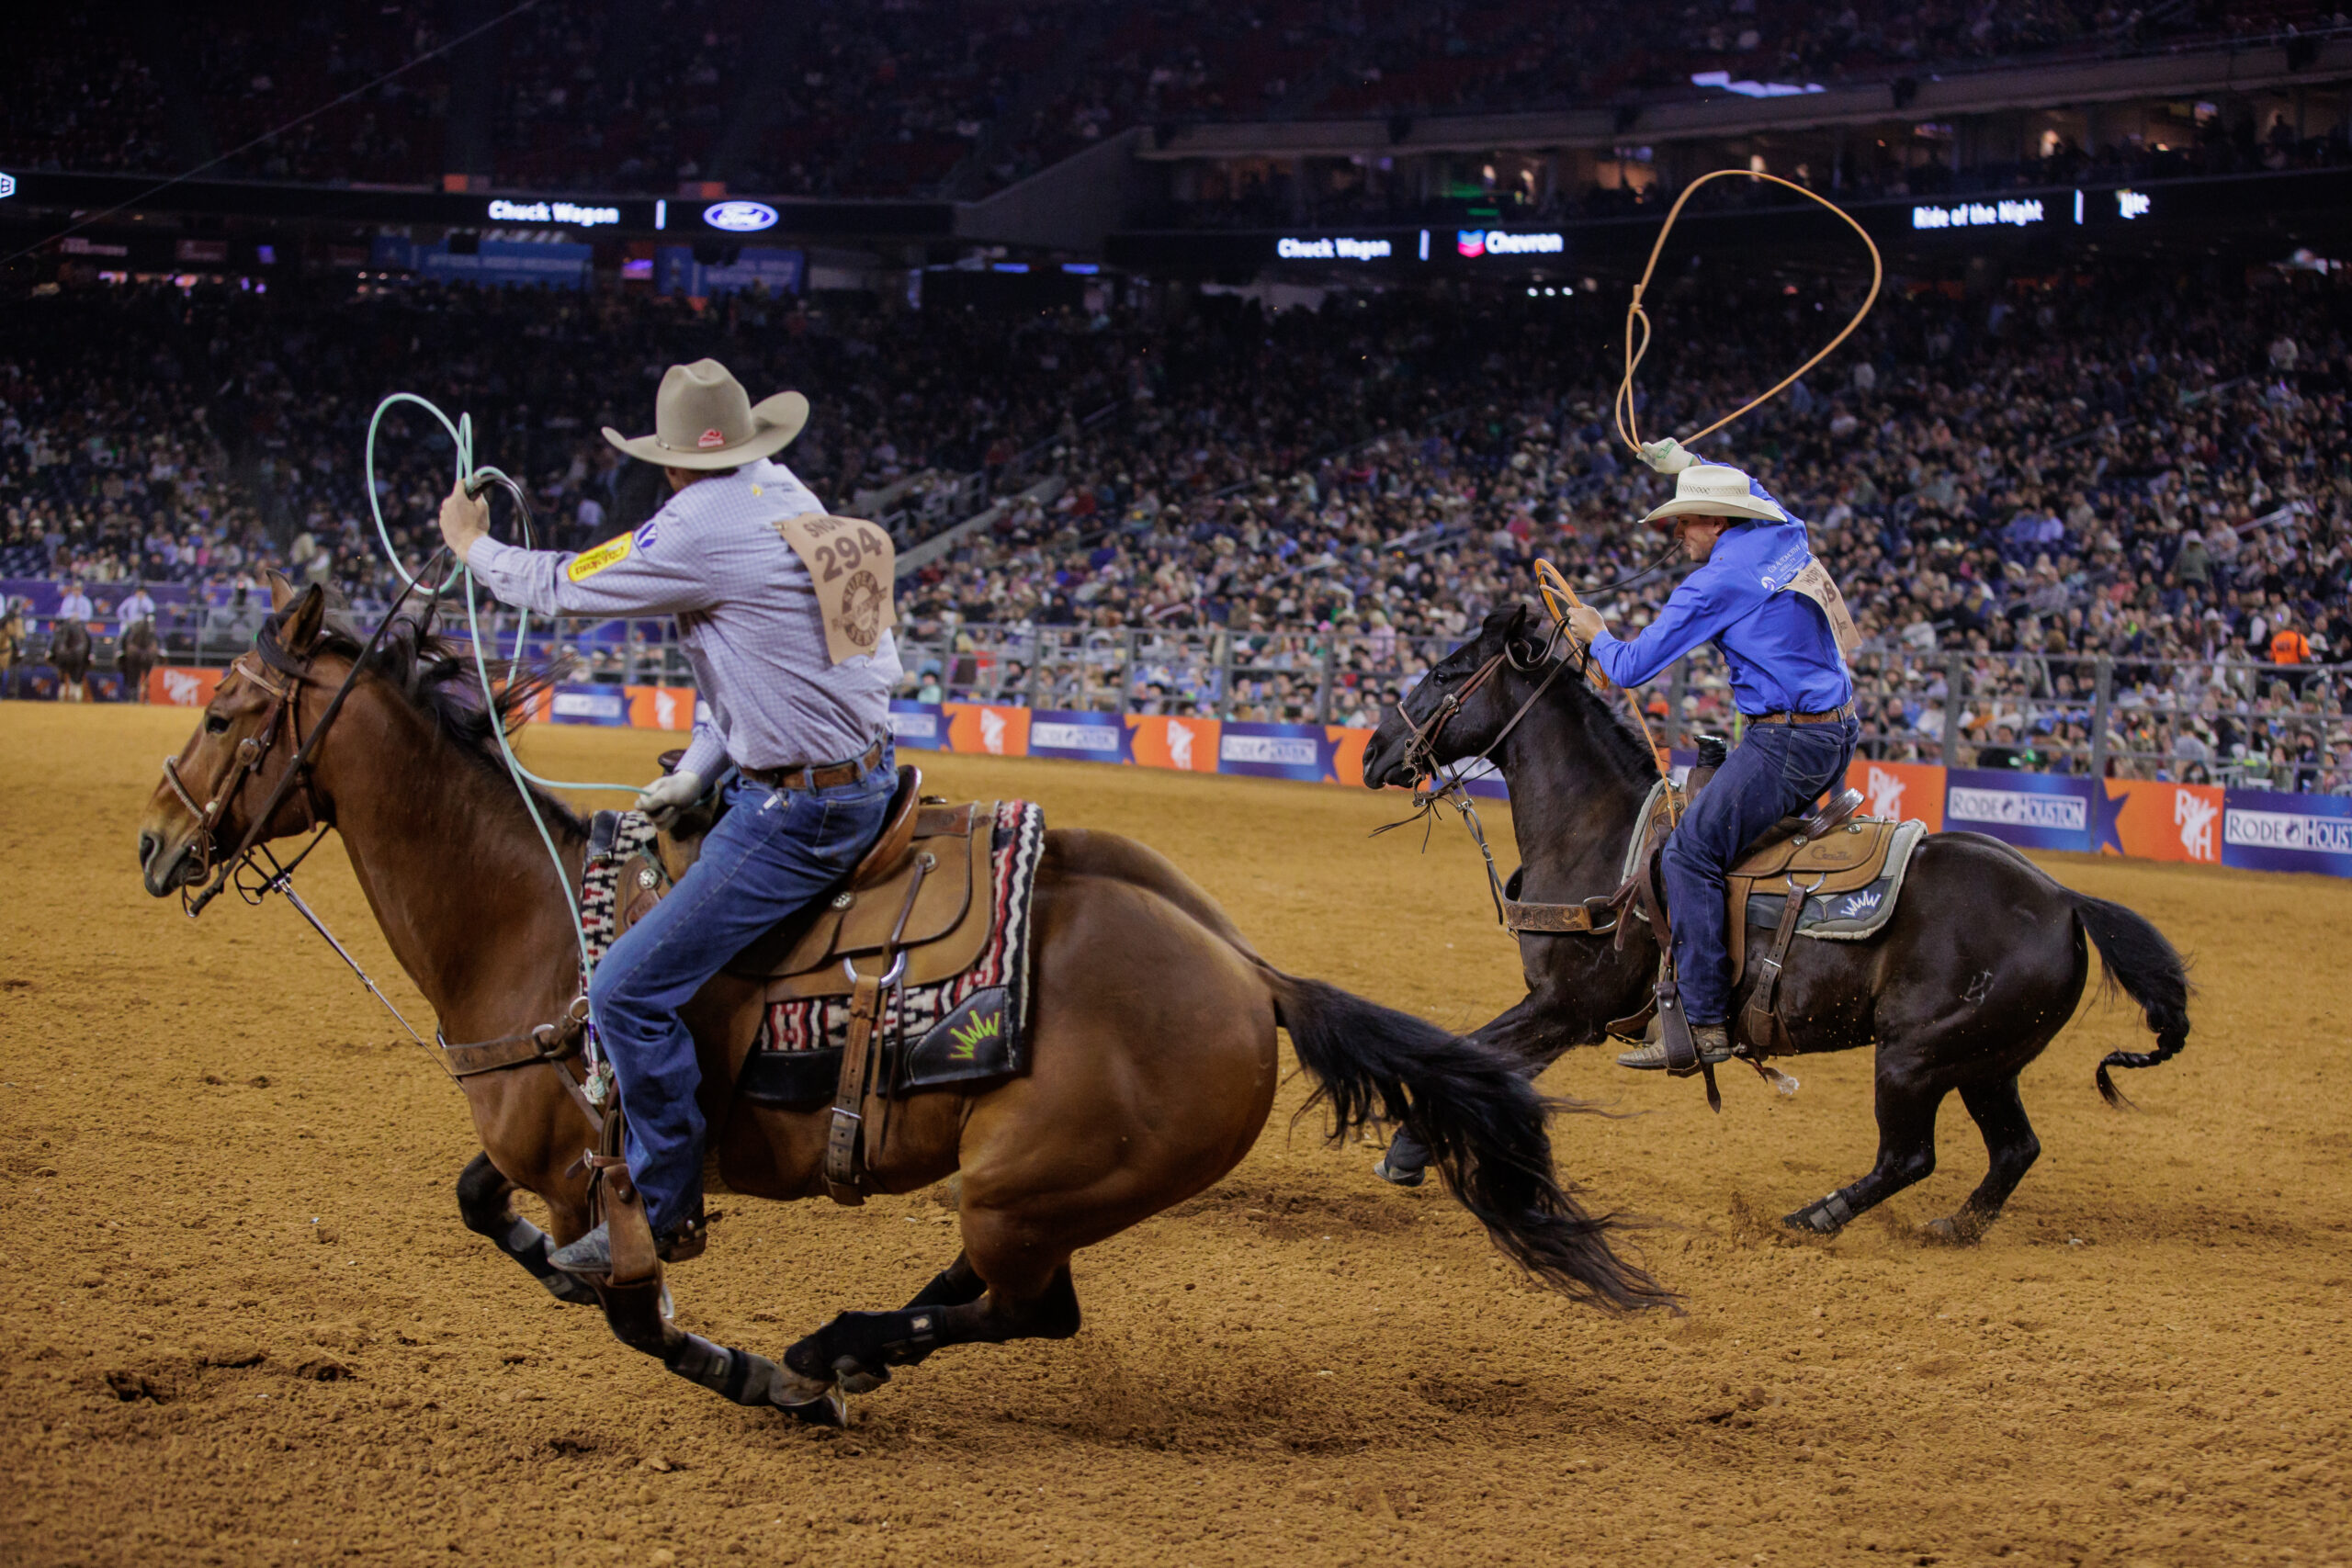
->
[2070, 894, 2192, 1108]
[1263, 970, 1674, 1314]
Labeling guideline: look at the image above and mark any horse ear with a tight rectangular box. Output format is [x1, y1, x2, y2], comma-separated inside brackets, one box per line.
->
[282, 584, 328, 655]
[1507, 602, 1531, 637]
[266, 570, 297, 610]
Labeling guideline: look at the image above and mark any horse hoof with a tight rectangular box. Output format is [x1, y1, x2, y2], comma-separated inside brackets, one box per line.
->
[832, 1356, 890, 1395]
[778, 1388, 848, 1427]
[1921, 1215, 1979, 1247]
[1371, 1156, 1426, 1189]
[1781, 1205, 1841, 1236]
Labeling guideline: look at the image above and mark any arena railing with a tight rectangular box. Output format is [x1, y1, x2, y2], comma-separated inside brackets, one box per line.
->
[22, 596, 2346, 791]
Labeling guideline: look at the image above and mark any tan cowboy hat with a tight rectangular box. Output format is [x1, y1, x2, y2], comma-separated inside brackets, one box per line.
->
[602, 358, 808, 469]
[1638, 461, 1791, 526]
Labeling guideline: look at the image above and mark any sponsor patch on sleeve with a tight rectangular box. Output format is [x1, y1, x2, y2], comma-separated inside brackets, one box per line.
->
[632, 520, 659, 551]
[566, 536, 633, 581]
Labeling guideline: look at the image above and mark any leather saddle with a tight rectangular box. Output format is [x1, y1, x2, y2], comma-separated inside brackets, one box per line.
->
[616, 759, 998, 1001]
[608, 759, 1005, 1205]
[1610, 777, 1902, 1090]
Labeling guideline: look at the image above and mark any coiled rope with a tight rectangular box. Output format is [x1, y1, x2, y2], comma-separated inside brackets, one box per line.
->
[365, 392, 642, 963]
[1612, 167, 1883, 456]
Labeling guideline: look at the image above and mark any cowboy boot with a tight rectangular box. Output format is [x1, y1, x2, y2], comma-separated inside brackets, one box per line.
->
[1615, 1022, 1733, 1070]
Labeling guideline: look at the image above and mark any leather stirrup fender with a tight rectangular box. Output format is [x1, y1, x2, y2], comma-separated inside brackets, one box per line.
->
[591, 1110, 662, 1287]
[822, 971, 886, 1204]
[1739, 872, 1820, 1056]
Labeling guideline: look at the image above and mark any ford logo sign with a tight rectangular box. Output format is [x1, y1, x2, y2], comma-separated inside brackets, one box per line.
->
[703, 200, 778, 233]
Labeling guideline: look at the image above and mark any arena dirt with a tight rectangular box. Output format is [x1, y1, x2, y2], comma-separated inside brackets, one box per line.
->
[3, 704, 2347, 1567]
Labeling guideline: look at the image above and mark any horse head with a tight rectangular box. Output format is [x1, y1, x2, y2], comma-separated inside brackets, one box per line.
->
[1359, 603, 1554, 791]
[138, 576, 335, 897]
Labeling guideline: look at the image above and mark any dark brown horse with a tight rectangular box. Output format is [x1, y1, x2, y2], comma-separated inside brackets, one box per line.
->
[136, 583, 1668, 1422]
[1360, 604, 2193, 1242]
[116, 616, 160, 702]
[51, 616, 92, 702]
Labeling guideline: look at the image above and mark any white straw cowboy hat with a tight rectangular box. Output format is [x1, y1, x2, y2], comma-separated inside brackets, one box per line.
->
[1638, 461, 1792, 526]
[602, 358, 808, 469]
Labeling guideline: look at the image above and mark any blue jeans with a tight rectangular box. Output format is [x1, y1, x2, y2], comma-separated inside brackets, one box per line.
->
[1662, 716, 1860, 1025]
[589, 752, 897, 1232]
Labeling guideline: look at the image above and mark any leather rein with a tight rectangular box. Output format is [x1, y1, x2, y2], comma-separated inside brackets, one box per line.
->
[1383, 615, 1655, 940]
[156, 569, 600, 1133]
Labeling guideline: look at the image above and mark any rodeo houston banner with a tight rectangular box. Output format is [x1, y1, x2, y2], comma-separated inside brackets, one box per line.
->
[122, 671, 2352, 878]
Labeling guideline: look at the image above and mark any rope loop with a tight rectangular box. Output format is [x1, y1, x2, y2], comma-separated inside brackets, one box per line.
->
[1613, 170, 1883, 457]
[365, 392, 648, 973]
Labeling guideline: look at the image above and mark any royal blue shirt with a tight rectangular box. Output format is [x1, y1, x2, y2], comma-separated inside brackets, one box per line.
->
[1589, 504, 1854, 716]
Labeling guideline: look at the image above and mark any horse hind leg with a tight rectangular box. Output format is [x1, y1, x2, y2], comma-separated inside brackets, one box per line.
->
[783, 1258, 1080, 1396]
[1924, 1074, 2041, 1245]
[454, 1152, 597, 1305]
[1785, 1061, 1947, 1235]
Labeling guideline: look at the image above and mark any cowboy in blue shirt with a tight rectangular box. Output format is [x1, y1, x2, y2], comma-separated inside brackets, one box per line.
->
[1566, 445, 1860, 1070]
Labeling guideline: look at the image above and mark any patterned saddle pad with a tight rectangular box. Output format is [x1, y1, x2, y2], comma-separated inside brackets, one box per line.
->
[574, 799, 1047, 1109]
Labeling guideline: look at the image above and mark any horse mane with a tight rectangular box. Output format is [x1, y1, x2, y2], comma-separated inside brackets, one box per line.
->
[1505, 604, 1665, 784]
[266, 594, 588, 841]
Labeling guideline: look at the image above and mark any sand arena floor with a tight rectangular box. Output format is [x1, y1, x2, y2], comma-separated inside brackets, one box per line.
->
[2, 703, 2348, 1568]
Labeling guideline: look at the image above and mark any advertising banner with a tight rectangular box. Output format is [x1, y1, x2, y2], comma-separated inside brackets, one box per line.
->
[1849, 758, 1947, 829]
[1026, 710, 1126, 764]
[2219, 787, 2352, 877]
[888, 699, 944, 752]
[548, 684, 631, 727]
[1940, 768, 2093, 852]
[653, 245, 804, 298]
[1125, 714, 1220, 773]
[370, 234, 593, 288]
[1217, 721, 1326, 783]
[148, 666, 225, 707]
[1326, 726, 1374, 788]
[944, 702, 1030, 759]
[2099, 780, 2223, 864]
[624, 685, 696, 731]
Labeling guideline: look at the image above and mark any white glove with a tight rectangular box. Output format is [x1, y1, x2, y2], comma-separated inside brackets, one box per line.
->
[635, 770, 704, 825]
[1640, 437, 1698, 475]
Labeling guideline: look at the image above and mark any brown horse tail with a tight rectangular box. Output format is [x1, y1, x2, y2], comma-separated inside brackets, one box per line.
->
[1263, 970, 1675, 1313]
[2071, 894, 2193, 1109]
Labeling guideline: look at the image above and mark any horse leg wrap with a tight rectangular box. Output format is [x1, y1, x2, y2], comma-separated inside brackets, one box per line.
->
[500, 1215, 598, 1304]
[661, 1331, 845, 1423]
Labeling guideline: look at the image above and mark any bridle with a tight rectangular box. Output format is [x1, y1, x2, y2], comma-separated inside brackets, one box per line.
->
[157, 648, 330, 914]
[1390, 617, 1577, 796]
[157, 564, 440, 919]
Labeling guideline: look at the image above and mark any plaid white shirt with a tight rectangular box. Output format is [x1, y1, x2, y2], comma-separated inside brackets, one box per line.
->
[466, 457, 899, 781]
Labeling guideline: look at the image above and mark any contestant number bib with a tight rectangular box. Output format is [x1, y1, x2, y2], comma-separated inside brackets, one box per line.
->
[1785, 558, 1862, 660]
[768, 513, 897, 663]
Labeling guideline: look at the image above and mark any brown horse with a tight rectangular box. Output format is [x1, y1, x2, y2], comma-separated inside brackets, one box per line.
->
[51, 616, 92, 702]
[117, 616, 160, 703]
[137, 583, 1668, 1423]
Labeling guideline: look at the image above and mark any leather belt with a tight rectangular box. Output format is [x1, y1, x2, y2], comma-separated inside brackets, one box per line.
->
[1750, 702, 1855, 727]
[741, 739, 887, 793]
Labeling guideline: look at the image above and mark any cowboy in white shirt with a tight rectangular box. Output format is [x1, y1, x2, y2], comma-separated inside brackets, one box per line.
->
[119, 586, 158, 632]
[56, 582, 95, 625]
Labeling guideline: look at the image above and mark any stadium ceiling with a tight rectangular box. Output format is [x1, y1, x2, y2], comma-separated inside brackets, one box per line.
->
[1142, 36, 2352, 160]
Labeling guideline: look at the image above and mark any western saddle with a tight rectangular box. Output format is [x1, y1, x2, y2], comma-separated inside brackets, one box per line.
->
[1501, 744, 1908, 1103]
[610, 760, 1003, 1204]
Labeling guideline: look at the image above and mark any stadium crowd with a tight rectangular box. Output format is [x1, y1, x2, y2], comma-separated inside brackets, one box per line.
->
[2, 254, 2346, 789]
[5, 1, 2343, 198]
